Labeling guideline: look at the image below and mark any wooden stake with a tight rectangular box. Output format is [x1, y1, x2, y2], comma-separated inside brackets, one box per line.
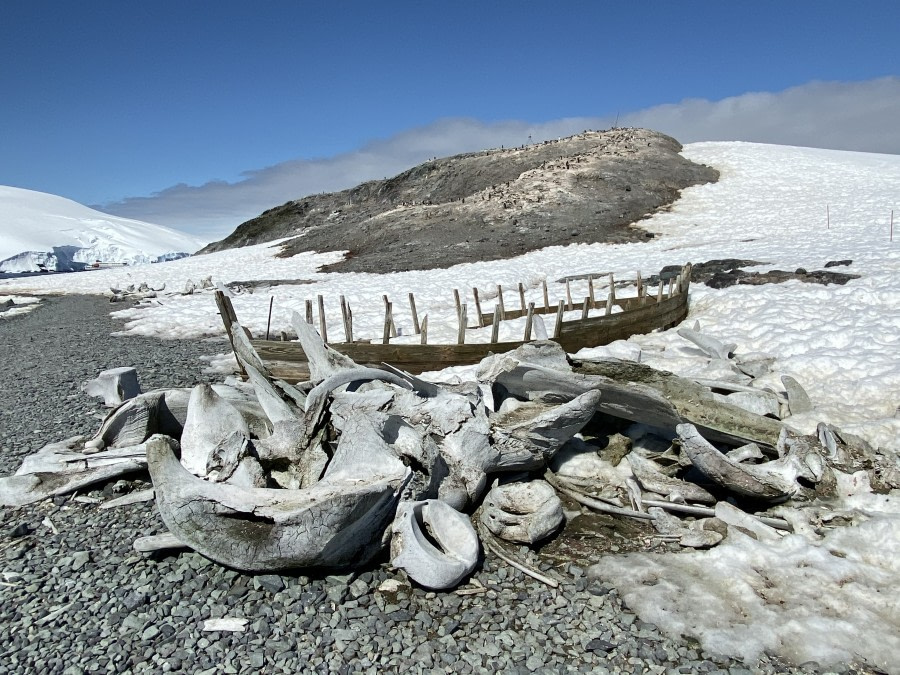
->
[490, 306, 500, 344]
[668, 276, 675, 298]
[657, 280, 664, 304]
[382, 301, 392, 344]
[453, 289, 461, 316]
[408, 292, 420, 334]
[420, 315, 428, 345]
[340, 295, 352, 342]
[542, 279, 550, 311]
[636, 270, 643, 299]
[497, 285, 506, 320]
[605, 291, 613, 316]
[305, 299, 313, 325]
[608, 273, 616, 305]
[518, 283, 526, 312]
[553, 299, 565, 338]
[473, 288, 484, 327]
[524, 302, 534, 341]
[565, 279, 573, 310]
[317, 295, 327, 343]
[382, 295, 397, 337]
[457, 303, 467, 344]
[265, 296, 274, 340]
[588, 275, 595, 308]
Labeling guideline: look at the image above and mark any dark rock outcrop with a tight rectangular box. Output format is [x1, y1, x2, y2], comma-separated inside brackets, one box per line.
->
[199, 128, 718, 274]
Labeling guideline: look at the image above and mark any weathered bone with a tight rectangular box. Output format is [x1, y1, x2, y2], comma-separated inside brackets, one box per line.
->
[677, 423, 815, 501]
[179, 384, 252, 477]
[781, 375, 813, 415]
[626, 451, 715, 504]
[290, 310, 356, 382]
[82, 367, 142, 407]
[480, 480, 563, 543]
[390, 499, 479, 590]
[479, 341, 784, 448]
[148, 435, 409, 571]
[0, 437, 148, 507]
[677, 327, 736, 360]
[86, 394, 159, 451]
[489, 390, 602, 470]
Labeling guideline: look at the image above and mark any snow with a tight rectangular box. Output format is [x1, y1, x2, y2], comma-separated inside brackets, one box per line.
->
[0, 186, 206, 271]
[2, 141, 899, 670]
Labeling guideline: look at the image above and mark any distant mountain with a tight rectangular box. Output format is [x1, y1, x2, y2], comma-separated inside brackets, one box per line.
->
[0, 186, 206, 273]
[199, 128, 719, 274]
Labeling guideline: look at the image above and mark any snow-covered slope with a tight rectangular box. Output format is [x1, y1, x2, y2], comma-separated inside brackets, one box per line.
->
[0, 186, 206, 272]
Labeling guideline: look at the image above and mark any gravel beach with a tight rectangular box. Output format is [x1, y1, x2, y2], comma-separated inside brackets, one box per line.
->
[0, 295, 834, 674]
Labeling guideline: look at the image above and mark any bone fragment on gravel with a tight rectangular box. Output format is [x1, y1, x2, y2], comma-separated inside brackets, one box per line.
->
[100, 488, 155, 509]
[82, 367, 142, 407]
[480, 480, 563, 544]
[0, 437, 149, 507]
[390, 499, 479, 590]
[133, 532, 186, 553]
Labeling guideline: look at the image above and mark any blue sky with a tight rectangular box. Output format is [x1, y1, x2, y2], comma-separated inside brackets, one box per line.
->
[1, 1, 898, 240]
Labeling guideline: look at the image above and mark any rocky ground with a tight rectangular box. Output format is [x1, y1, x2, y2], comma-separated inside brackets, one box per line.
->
[0, 296, 862, 674]
[199, 128, 719, 274]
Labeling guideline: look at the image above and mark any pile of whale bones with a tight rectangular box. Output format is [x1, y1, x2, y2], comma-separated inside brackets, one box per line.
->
[1, 312, 896, 591]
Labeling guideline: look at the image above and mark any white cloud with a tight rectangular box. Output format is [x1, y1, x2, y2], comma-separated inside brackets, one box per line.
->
[98, 77, 900, 241]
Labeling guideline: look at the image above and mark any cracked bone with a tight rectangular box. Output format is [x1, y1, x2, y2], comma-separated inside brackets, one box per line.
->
[781, 375, 813, 415]
[480, 480, 564, 544]
[677, 423, 823, 502]
[147, 434, 409, 571]
[82, 367, 142, 407]
[0, 437, 149, 507]
[390, 499, 479, 590]
[291, 310, 356, 382]
[179, 384, 252, 477]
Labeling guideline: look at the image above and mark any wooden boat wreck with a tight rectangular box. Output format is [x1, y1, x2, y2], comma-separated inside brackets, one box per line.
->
[216, 264, 692, 382]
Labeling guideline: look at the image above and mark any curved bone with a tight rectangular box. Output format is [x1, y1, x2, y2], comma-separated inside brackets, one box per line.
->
[82, 367, 142, 407]
[677, 423, 800, 501]
[147, 435, 408, 571]
[180, 384, 252, 477]
[291, 310, 356, 382]
[87, 394, 159, 450]
[390, 499, 479, 590]
[305, 367, 413, 414]
[626, 451, 715, 504]
[0, 437, 148, 507]
[229, 320, 269, 377]
[677, 327, 736, 360]
[489, 390, 602, 470]
[480, 480, 563, 544]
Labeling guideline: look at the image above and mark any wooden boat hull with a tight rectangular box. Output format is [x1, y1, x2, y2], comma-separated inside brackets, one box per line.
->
[222, 271, 691, 383]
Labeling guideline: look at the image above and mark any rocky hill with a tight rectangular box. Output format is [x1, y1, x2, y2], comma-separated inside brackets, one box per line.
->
[199, 128, 718, 274]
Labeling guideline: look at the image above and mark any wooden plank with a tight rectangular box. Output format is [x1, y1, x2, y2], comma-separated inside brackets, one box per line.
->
[317, 295, 327, 343]
[588, 275, 596, 307]
[657, 281, 664, 304]
[497, 285, 506, 320]
[305, 299, 313, 325]
[581, 296, 590, 320]
[453, 289, 461, 315]
[518, 283, 526, 313]
[565, 279, 573, 310]
[472, 288, 484, 328]
[608, 273, 616, 306]
[409, 293, 420, 334]
[382, 295, 397, 338]
[420, 315, 428, 345]
[542, 279, 550, 311]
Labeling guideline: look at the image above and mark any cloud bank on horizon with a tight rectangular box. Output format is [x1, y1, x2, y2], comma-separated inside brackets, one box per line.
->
[98, 78, 900, 242]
